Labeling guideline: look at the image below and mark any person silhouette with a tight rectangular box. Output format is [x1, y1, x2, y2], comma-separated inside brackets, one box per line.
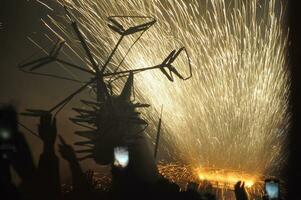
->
[35, 113, 60, 200]
[0, 105, 35, 199]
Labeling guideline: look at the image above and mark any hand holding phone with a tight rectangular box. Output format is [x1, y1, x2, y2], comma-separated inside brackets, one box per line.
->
[265, 179, 280, 200]
[0, 106, 18, 159]
[113, 146, 129, 168]
[0, 129, 12, 141]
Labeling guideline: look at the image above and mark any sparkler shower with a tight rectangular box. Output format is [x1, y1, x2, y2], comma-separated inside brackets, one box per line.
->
[40, 0, 289, 189]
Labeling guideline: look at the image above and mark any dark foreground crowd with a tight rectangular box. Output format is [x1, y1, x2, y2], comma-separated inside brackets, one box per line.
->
[0, 105, 278, 200]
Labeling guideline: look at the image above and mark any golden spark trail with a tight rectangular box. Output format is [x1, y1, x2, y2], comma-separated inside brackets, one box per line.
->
[48, 0, 289, 186]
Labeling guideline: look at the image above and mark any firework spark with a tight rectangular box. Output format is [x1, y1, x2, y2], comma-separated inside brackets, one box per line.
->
[42, 0, 289, 189]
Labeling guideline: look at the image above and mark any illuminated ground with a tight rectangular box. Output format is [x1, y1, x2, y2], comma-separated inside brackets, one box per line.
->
[68, 164, 268, 199]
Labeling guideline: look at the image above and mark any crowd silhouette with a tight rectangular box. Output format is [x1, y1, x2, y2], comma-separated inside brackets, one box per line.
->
[0, 105, 278, 200]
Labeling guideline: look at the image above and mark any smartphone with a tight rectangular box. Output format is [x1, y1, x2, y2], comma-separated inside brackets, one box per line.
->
[0, 127, 17, 159]
[0, 106, 18, 159]
[0, 129, 12, 141]
[265, 179, 279, 199]
[0, 105, 18, 139]
[113, 146, 129, 168]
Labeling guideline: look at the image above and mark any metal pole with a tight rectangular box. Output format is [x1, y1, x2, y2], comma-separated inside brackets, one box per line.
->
[154, 105, 163, 160]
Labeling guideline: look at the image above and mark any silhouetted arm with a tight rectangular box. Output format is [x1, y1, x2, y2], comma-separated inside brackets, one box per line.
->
[9, 131, 36, 200]
[12, 132, 36, 183]
[36, 114, 60, 200]
[58, 136, 89, 192]
[234, 181, 249, 200]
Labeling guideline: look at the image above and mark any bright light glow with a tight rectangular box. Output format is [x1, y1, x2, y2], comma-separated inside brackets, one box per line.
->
[44, 0, 289, 196]
[265, 181, 279, 198]
[0, 129, 11, 140]
[157, 164, 265, 198]
[114, 146, 129, 168]
[196, 168, 256, 188]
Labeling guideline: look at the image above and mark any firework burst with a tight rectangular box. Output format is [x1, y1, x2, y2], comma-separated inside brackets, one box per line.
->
[40, 0, 290, 188]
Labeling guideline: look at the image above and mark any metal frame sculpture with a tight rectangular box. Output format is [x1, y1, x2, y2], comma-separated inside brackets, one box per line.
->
[19, 5, 192, 165]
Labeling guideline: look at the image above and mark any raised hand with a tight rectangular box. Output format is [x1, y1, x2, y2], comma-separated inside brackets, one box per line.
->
[38, 113, 57, 152]
[58, 135, 77, 163]
[234, 181, 249, 200]
[58, 135, 89, 192]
